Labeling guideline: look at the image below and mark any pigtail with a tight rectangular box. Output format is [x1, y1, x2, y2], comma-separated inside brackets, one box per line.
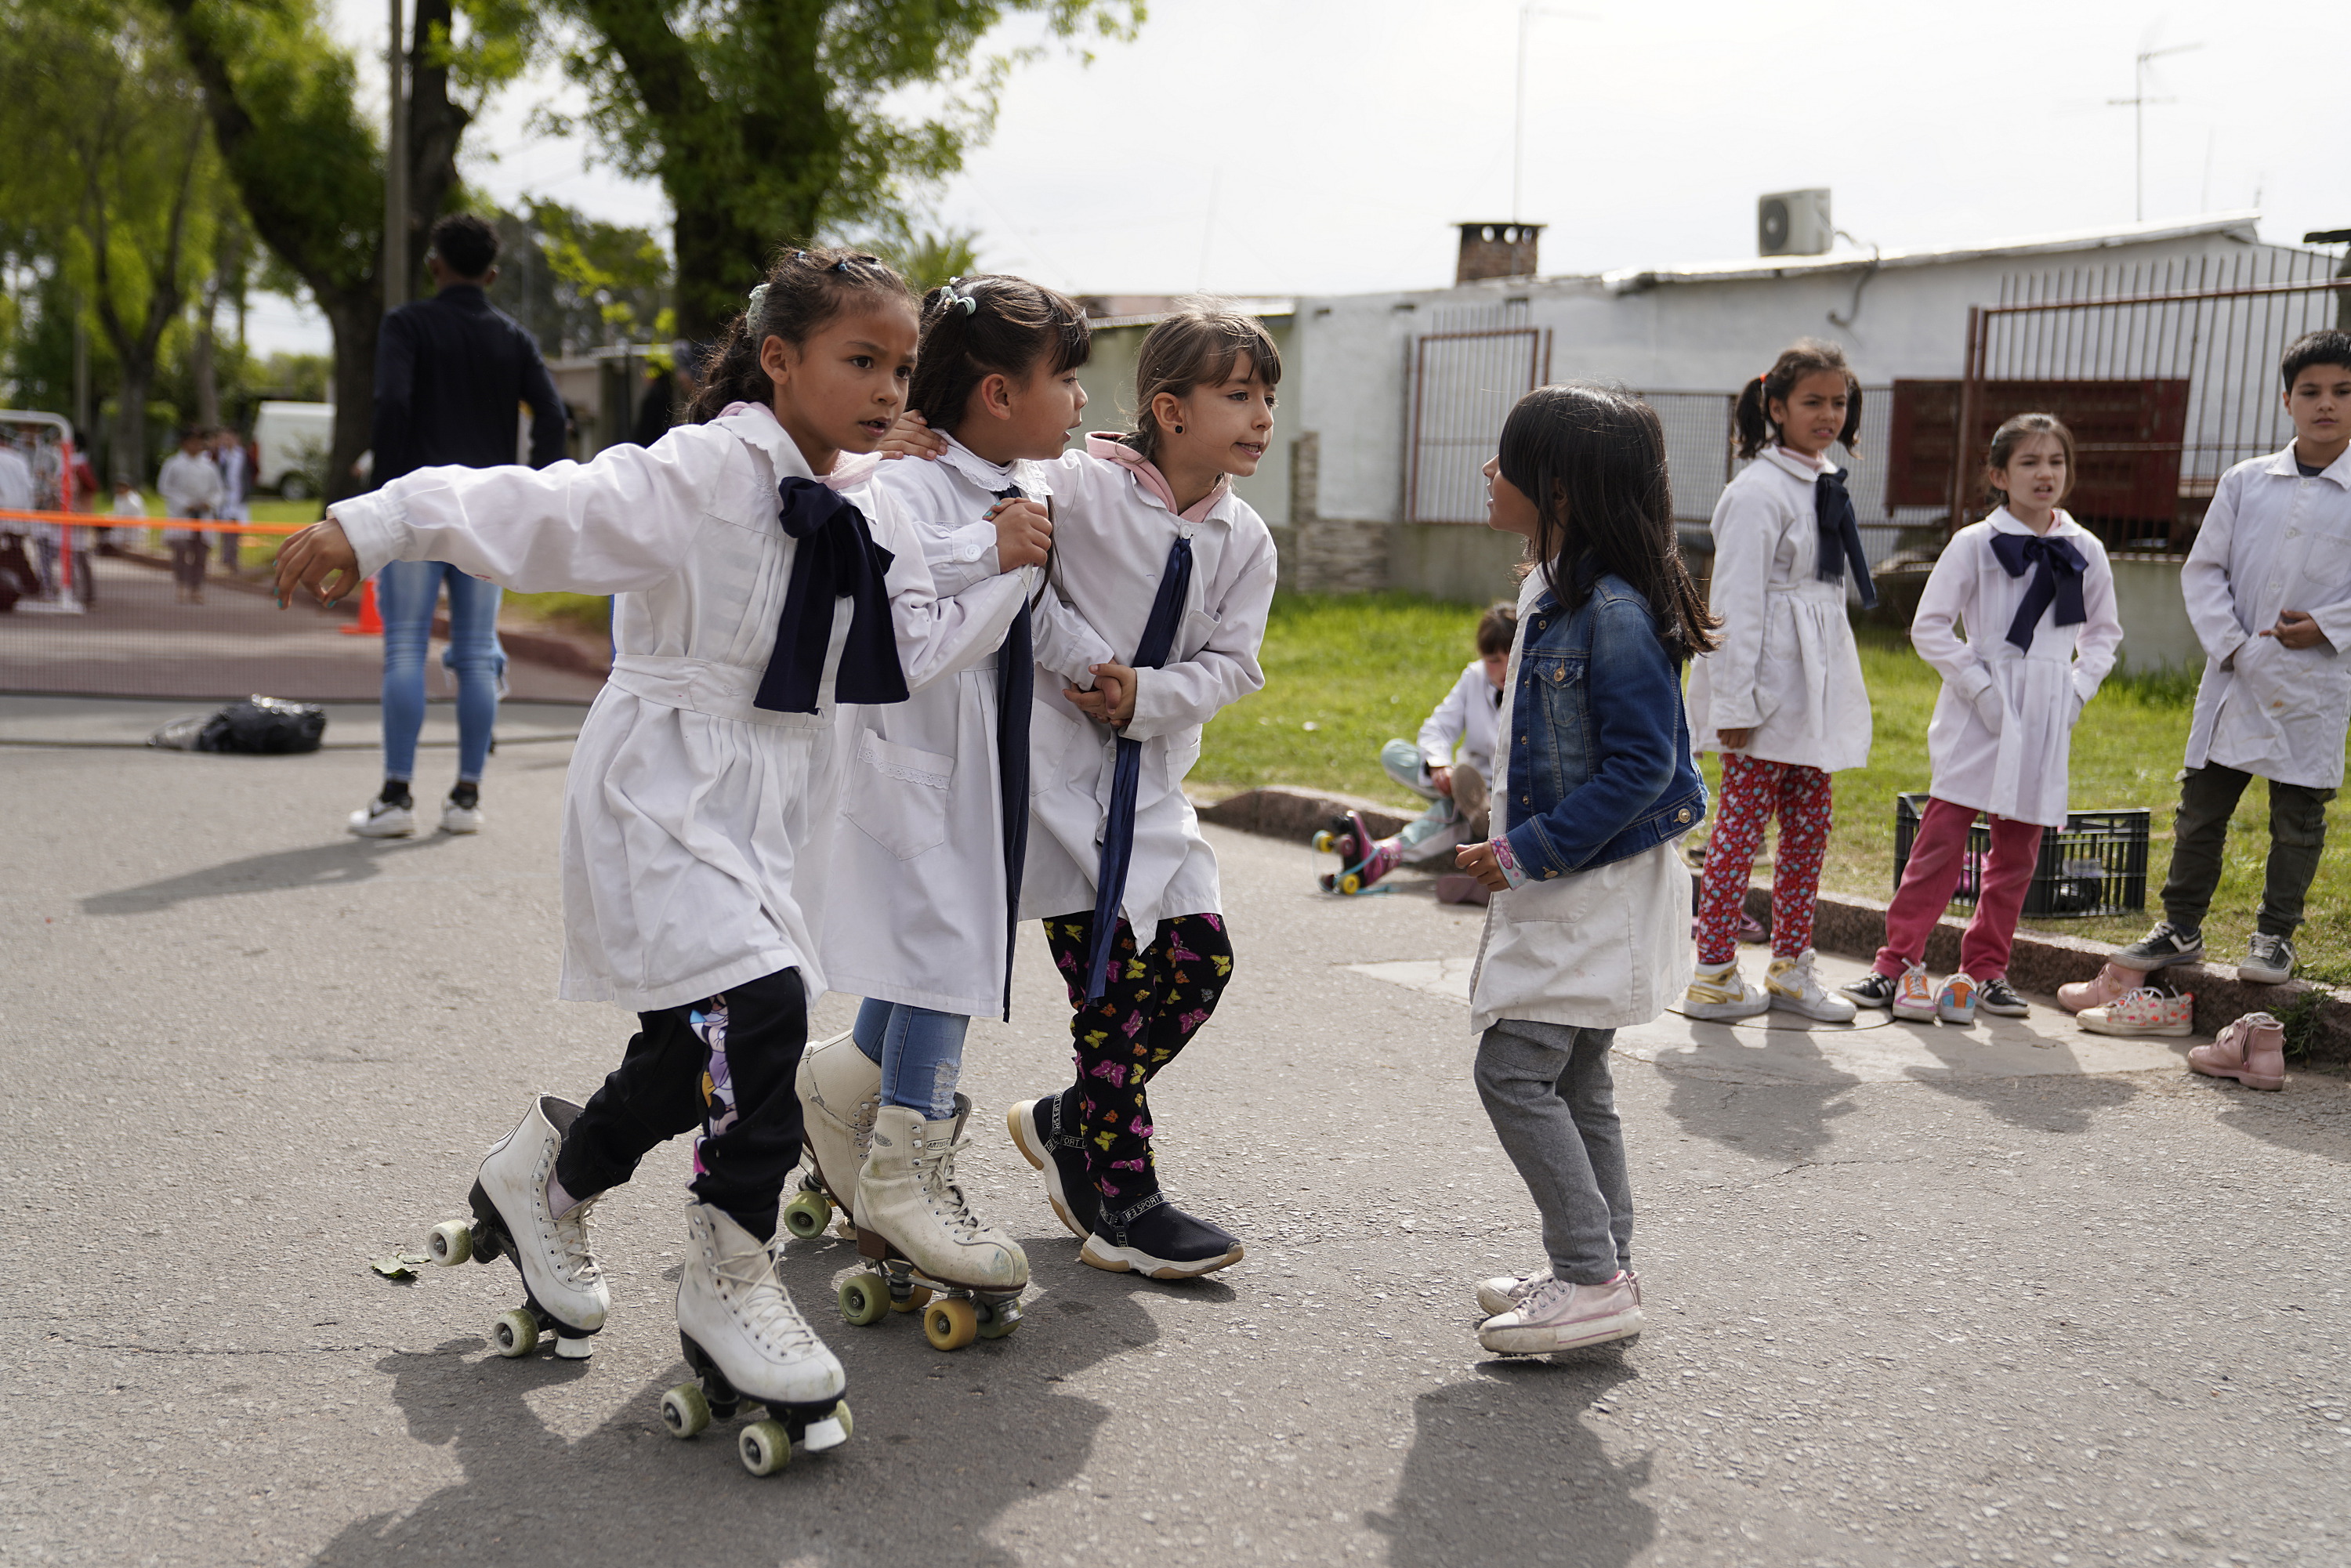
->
[906, 274, 1090, 437]
[1733, 375, 1771, 459]
[1839, 384, 1864, 457]
[686, 313, 765, 424]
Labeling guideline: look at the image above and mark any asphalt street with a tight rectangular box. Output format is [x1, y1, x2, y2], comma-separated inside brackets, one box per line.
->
[4, 716, 2349, 1568]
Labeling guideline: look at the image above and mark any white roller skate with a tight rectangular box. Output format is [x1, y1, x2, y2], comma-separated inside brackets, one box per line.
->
[782, 1030, 880, 1240]
[837, 1096, 1027, 1352]
[663, 1202, 851, 1476]
[424, 1094, 607, 1360]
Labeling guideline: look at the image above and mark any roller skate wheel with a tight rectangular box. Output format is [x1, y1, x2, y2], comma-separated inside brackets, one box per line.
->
[781, 1189, 831, 1240]
[890, 1284, 933, 1315]
[1339, 873, 1362, 896]
[492, 1309, 539, 1359]
[738, 1418, 792, 1476]
[660, 1382, 711, 1439]
[838, 1273, 890, 1327]
[426, 1220, 473, 1266]
[802, 1403, 850, 1453]
[923, 1297, 980, 1352]
[1311, 829, 1335, 854]
[552, 1333, 594, 1360]
[976, 1299, 1023, 1339]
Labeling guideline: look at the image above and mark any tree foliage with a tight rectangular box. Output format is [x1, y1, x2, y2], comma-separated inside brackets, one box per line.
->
[542, 0, 1143, 335]
[488, 197, 673, 357]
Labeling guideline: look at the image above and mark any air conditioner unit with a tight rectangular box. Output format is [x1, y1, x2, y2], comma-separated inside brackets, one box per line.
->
[1758, 189, 1833, 257]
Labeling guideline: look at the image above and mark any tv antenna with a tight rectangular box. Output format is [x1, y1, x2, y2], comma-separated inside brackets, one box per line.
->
[1513, 5, 1592, 222]
[2108, 42, 2200, 222]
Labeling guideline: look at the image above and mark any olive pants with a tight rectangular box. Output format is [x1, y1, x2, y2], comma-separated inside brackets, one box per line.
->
[2161, 763, 2335, 938]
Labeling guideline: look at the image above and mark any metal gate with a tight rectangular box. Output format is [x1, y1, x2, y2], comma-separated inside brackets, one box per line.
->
[1405, 326, 1552, 523]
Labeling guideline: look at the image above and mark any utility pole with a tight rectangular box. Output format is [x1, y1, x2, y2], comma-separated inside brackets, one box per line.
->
[2108, 42, 2199, 223]
[71, 310, 89, 444]
[1512, 5, 1589, 223]
[383, 0, 409, 310]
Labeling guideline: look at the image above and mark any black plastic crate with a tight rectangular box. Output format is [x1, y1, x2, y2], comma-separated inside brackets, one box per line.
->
[1892, 794, 2149, 919]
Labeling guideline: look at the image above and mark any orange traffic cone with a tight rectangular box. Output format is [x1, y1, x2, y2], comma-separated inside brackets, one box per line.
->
[339, 576, 383, 636]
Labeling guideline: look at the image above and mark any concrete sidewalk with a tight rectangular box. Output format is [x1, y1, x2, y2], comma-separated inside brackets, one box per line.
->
[3, 729, 2347, 1568]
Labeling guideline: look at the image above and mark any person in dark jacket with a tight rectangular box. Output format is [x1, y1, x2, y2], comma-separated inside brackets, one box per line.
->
[351, 213, 567, 841]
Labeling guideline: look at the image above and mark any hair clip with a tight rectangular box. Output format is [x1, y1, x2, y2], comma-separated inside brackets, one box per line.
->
[943, 276, 979, 314]
[746, 283, 770, 320]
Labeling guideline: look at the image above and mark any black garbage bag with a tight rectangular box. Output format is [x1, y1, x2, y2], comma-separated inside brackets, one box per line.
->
[149, 696, 328, 755]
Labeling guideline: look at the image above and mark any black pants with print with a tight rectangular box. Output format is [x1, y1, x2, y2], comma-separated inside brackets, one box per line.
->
[554, 966, 809, 1240]
[1043, 912, 1233, 1212]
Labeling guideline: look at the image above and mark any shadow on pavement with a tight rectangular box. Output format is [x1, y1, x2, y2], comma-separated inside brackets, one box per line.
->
[2200, 1073, 2351, 1165]
[81, 834, 447, 915]
[1369, 1352, 1654, 1568]
[1657, 1043, 1864, 1164]
[308, 1243, 1161, 1568]
[1903, 1027, 2141, 1133]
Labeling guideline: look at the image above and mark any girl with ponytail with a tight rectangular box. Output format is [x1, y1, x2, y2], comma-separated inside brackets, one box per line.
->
[1684, 339, 1877, 1027]
[269, 244, 1043, 1458]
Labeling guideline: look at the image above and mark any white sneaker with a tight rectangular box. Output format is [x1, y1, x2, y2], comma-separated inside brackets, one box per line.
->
[1889, 961, 1939, 1022]
[676, 1203, 846, 1410]
[1683, 959, 1770, 1020]
[473, 1095, 608, 1334]
[1474, 1266, 1549, 1316]
[440, 798, 484, 834]
[1766, 949, 1858, 1022]
[347, 798, 416, 838]
[1477, 1272, 1645, 1356]
[853, 1099, 1028, 1292]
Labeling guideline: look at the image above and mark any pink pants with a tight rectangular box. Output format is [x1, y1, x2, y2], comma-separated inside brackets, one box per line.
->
[1695, 754, 1833, 965]
[1874, 795, 2044, 982]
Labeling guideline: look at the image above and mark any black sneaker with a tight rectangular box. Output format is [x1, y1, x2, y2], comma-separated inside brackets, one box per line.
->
[1976, 976, 2030, 1017]
[2240, 932, 2295, 986]
[1841, 970, 1900, 1009]
[2114, 920, 2204, 969]
[1081, 1194, 1244, 1280]
[1005, 1095, 1098, 1241]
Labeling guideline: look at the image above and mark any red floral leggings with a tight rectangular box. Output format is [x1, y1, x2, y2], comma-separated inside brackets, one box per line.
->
[1695, 754, 1834, 965]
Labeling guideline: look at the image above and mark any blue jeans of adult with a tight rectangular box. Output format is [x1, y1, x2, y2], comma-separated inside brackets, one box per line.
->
[851, 999, 969, 1120]
[377, 559, 501, 784]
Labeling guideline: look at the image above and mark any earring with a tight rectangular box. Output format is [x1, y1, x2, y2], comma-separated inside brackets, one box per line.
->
[1174, 424, 1183, 433]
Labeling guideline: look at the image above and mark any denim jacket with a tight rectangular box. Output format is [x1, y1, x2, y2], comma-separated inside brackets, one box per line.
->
[1502, 567, 1708, 880]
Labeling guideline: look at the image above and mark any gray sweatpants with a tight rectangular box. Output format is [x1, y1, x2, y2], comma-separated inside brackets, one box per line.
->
[1473, 1019, 1632, 1285]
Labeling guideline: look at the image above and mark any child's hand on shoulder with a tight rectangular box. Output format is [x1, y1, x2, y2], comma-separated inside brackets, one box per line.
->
[877, 411, 948, 462]
[991, 498, 1052, 571]
[273, 517, 360, 607]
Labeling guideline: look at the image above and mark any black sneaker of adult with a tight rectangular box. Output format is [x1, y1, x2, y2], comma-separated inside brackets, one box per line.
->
[1081, 1196, 1244, 1280]
[1007, 1096, 1099, 1241]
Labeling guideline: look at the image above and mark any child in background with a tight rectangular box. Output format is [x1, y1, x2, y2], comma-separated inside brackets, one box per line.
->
[1346, 602, 1515, 889]
[1455, 383, 1714, 1356]
[272, 247, 1038, 1453]
[1684, 340, 1875, 1023]
[109, 474, 146, 556]
[2071, 330, 2351, 1000]
[1848, 415, 2121, 1024]
[795, 273, 1095, 1306]
[158, 428, 223, 605]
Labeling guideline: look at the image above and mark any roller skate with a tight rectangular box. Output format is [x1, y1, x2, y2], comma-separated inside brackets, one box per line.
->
[424, 1094, 607, 1360]
[1006, 1092, 1100, 1241]
[836, 1096, 1027, 1351]
[662, 1202, 852, 1476]
[781, 1029, 880, 1240]
[1313, 811, 1396, 895]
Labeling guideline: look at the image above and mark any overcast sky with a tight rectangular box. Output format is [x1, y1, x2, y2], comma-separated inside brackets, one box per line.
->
[254, 0, 2349, 355]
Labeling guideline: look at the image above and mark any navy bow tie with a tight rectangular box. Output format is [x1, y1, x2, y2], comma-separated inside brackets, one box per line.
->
[993, 483, 1035, 1021]
[752, 476, 906, 715]
[1083, 533, 1196, 1003]
[1813, 468, 1879, 610]
[1986, 529, 2087, 651]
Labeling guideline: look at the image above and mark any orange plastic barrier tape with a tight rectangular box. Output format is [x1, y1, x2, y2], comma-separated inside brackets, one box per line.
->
[0, 508, 302, 535]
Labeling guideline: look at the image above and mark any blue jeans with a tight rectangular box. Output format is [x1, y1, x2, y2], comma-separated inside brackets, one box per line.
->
[377, 559, 501, 784]
[852, 1000, 969, 1119]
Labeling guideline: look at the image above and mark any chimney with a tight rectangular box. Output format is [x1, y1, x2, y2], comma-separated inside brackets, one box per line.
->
[1455, 223, 1544, 285]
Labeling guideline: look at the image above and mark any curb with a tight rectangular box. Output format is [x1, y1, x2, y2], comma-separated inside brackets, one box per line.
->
[1196, 784, 2351, 1066]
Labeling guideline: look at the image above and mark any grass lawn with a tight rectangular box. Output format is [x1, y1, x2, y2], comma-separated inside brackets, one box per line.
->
[1198, 593, 2351, 977]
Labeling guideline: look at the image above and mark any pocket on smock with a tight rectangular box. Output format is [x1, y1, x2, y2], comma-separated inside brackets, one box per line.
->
[843, 731, 954, 860]
[1179, 607, 1221, 660]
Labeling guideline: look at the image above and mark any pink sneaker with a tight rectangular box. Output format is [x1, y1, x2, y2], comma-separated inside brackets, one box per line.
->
[2057, 961, 2146, 1014]
[1476, 1272, 1644, 1355]
[2189, 1012, 2286, 1091]
[2078, 987, 2195, 1037]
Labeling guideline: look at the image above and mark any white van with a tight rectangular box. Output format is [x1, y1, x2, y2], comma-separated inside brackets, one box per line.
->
[252, 401, 335, 498]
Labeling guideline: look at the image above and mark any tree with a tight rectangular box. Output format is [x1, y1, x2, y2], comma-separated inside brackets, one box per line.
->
[163, 0, 531, 500]
[545, 0, 1142, 337]
[0, 0, 225, 483]
[489, 197, 673, 357]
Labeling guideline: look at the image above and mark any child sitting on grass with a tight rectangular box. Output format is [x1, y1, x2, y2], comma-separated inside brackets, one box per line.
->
[1350, 601, 1516, 888]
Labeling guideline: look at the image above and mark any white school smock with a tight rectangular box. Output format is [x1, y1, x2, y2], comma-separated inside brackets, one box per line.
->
[817, 436, 1048, 1017]
[1468, 572, 1694, 1036]
[1685, 446, 1873, 773]
[157, 451, 223, 542]
[1911, 509, 2122, 828]
[1018, 437, 1279, 932]
[2180, 446, 2351, 791]
[1418, 660, 1503, 780]
[329, 403, 1027, 1012]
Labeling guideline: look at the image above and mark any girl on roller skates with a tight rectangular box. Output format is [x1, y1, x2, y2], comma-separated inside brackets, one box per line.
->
[270, 247, 1041, 1454]
[1684, 339, 1876, 1024]
[883, 305, 1281, 1280]
[1455, 383, 1715, 1356]
[795, 273, 1103, 1316]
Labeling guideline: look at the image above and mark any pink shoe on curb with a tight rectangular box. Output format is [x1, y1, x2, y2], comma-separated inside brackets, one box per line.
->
[2058, 961, 2147, 1014]
[2189, 1012, 2286, 1091]
[1477, 1272, 1644, 1356]
[2078, 987, 2195, 1037]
